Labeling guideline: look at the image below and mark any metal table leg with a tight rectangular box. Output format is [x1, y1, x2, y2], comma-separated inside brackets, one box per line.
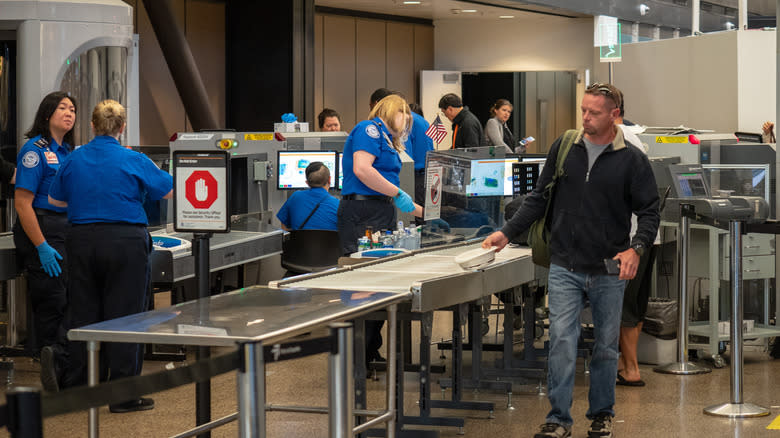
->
[88, 340, 100, 438]
[237, 341, 265, 438]
[329, 323, 354, 437]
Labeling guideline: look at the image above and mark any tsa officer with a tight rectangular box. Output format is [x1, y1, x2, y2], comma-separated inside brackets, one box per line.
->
[13, 91, 75, 362]
[48, 100, 172, 413]
[339, 94, 423, 364]
[405, 105, 434, 205]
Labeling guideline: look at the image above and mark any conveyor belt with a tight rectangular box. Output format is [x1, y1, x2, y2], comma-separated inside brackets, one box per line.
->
[272, 241, 534, 312]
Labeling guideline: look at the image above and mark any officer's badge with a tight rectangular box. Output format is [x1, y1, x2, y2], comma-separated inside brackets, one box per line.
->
[22, 151, 39, 168]
[365, 125, 380, 139]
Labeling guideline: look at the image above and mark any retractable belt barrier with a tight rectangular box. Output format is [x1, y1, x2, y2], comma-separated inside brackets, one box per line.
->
[0, 335, 334, 431]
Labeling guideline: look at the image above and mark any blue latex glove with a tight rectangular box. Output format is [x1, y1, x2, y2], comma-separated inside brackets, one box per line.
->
[281, 113, 297, 123]
[428, 218, 451, 233]
[393, 189, 415, 213]
[36, 241, 62, 277]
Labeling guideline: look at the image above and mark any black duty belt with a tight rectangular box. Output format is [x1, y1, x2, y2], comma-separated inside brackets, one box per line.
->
[341, 194, 393, 203]
[33, 208, 66, 216]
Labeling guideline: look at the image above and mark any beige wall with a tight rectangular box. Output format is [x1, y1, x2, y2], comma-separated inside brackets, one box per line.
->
[123, 0, 226, 146]
[434, 17, 594, 73]
[314, 13, 434, 131]
[591, 31, 751, 133]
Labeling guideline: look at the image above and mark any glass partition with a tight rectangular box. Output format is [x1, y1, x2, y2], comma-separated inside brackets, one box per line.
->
[60, 46, 128, 146]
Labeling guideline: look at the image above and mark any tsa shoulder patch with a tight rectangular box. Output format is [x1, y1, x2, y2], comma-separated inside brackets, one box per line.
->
[365, 124, 380, 139]
[22, 151, 40, 168]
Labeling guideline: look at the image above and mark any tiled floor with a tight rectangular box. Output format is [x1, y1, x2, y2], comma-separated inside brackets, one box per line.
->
[1, 313, 779, 438]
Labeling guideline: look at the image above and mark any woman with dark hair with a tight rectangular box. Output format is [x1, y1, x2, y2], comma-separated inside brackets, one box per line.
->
[13, 91, 75, 368]
[484, 98, 516, 153]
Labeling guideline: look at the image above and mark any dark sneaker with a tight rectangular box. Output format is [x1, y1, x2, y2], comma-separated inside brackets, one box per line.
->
[588, 413, 613, 438]
[39, 346, 59, 392]
[109, 397, 155, 413]
[534, 422, 571, 438]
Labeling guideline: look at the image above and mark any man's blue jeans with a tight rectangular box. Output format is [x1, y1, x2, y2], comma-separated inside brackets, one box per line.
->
[545, 264, 626, 427]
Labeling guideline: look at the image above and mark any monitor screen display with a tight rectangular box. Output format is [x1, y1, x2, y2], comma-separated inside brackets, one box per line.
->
[466, 159, 507, 197]
[676, 172, 708, 197]
[337, 152, 343, 190]
[277, 150, 337, 189]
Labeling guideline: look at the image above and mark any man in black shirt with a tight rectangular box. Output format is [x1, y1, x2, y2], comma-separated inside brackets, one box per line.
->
[438, 93, 483, 148]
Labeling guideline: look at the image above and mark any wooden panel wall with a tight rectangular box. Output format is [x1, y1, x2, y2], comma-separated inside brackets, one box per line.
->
[314, 13, 434, 131]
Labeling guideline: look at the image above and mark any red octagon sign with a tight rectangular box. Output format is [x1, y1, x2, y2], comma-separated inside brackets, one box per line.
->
[185, 170, 219, 209]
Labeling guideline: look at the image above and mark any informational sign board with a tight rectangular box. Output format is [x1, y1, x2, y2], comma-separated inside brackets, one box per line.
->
[173, 151, 230, 233]
[424, 166, 442, 221]
[595, 15, 622, 63]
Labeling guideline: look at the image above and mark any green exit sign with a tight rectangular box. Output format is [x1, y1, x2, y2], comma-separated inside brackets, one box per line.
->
[599, 22, 622, 62]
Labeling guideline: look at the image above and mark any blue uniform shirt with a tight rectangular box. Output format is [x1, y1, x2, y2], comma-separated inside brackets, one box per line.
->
[48, 135, 173, 225]
[276, 187, 339, 230]
[342, 118, 401, 196]
[15, 135, 70, 212]
[404, 112, 434, 171]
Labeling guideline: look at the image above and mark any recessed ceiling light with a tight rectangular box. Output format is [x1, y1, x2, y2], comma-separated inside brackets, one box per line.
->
[403, 1, 421, 4]
[462, 9, 477, 13]
[499, 15, 514, 19]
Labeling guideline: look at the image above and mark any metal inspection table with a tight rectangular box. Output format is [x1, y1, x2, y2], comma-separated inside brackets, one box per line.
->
[150, 221, 284, 286]
[271, 241, 536, 436]
[68, 286, 411, 438]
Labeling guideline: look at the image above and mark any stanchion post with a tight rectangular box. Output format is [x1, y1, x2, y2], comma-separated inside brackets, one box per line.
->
[328, 323, 354, 437]
[193, 233, 212, 437]
[654, 203, 711, 375]
[237, 341, 265, 437]
[7, 387, 42, 438]
[703, 220, 769, 417]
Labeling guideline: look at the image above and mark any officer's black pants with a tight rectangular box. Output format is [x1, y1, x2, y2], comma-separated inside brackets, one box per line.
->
[62, 223, 151, 387]
[13, 214, 68, 354]
[337, 199, 396, 361]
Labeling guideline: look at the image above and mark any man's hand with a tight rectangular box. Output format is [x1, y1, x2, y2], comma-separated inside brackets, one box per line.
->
[763, 121, 774, 135]
[613, 248, 640, 280]
[482, 231, 509, 252]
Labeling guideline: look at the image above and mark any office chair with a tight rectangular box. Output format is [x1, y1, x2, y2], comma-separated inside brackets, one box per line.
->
[281, 230, 343, 275]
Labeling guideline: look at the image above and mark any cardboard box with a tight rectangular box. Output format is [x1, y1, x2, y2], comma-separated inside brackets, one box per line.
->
[274, 122, 309, 133]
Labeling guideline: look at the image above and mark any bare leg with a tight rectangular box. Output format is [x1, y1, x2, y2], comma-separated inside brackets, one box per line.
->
[618, 322, 642, 381]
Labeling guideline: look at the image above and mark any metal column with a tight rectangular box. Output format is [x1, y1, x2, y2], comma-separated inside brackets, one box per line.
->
[193, 233, 212, 437]
[655, 204, 711, 375]
[703, 220, 769, 417]
[328, 323, 354, 437]
[237, 341, 265, 437]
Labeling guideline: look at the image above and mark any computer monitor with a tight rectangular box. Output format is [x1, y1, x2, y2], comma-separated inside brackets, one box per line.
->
[466, 158, 507, 197]
[277, 150, 337, 189]
[668, 165, 710, 198]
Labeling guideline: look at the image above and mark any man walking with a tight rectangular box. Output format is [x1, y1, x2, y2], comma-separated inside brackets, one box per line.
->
[482, 83, 660, 438]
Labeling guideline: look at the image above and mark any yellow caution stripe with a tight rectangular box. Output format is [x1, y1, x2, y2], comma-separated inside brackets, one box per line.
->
[767, 413, 780, 429]
[655, 136, 688, 143]
[244, 133, 273, 141]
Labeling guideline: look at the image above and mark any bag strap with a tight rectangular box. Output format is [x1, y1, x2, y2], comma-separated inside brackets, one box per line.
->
[539, 129, 579, 226]
[299, 199, 324, 229]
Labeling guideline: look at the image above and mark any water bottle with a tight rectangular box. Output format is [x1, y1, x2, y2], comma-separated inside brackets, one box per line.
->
[358, 236, 370, 251]
[382, 230, 394, 248]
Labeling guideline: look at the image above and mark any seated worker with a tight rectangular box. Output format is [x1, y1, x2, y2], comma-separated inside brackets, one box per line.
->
[276, 161, 339, 231]
[318, 108, 342, 132]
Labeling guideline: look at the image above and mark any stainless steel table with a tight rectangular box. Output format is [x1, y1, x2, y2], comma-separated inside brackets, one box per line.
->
[68, 286, 411, 438]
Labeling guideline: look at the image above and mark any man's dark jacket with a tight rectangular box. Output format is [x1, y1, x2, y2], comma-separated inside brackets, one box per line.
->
[452, 106, 483, 148]
[501, 128, 660, 274]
